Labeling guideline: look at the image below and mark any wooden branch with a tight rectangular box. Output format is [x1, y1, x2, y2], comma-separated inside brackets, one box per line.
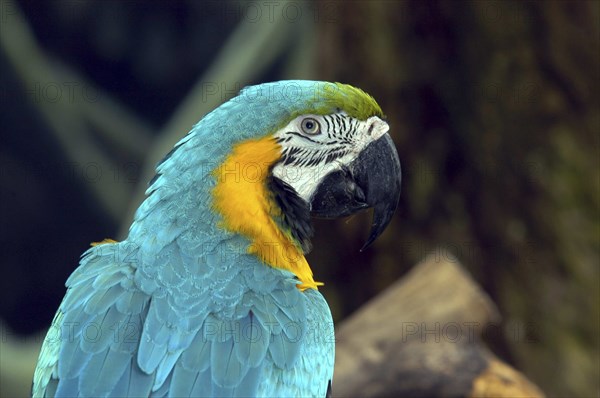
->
[333, 252, 545, 398]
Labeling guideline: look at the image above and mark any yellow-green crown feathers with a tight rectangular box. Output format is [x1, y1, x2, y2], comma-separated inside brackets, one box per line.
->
[318, 82, 384, 120]
[278, 81, 384, 124]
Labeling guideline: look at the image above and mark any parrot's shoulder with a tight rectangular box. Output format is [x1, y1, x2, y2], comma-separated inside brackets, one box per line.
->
[128, 236, 328, 396]
[34, 238, 333, 397]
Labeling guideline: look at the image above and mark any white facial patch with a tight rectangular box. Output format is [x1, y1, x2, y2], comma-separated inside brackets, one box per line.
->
[272, 114, 389, 202]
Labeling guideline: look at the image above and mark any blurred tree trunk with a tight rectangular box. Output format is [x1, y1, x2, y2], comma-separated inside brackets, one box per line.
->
[314, 1, 599, 397]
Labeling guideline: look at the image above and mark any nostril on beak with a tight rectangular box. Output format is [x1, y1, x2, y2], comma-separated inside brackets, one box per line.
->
[367, 123, 374, 135]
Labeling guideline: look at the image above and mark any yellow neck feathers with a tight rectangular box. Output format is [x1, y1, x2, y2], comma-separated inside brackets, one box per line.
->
[211, 136, 321, 291]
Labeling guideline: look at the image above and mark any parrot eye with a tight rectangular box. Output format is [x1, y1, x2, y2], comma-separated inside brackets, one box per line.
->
[301, 118, 320, 135]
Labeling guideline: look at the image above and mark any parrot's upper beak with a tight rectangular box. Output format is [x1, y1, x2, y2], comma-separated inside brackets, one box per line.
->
[310, 133, 401, 250]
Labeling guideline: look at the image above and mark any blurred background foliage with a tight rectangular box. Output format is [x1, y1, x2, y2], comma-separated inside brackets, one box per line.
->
[0, 0, 598, 397]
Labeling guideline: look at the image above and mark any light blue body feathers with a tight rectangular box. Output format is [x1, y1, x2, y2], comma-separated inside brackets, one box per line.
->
[33, 81, 341, 397]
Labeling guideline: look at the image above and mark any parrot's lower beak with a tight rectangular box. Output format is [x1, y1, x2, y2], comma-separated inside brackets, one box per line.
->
[309, 133, 401, 250]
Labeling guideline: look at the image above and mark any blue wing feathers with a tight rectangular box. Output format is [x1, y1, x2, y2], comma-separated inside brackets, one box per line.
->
[272, 308, 297, 337]
[169, 363, 199, 397]
[231, 363, 263, 397]
[93, 349, 134, 395]
[210, 338, 248, 387]
[83, 284, 124, 314]
[64, 250, 105, 286]
[270, 287, 300, 307]
[155, 221, 181, 250]
[135, 272, 160, 296]
[113, 313, 144, 354]
[150, 372, 172, 398]
[252, 304, 282, 335]
[147, 317, 171, 348]
[109, 360, 131, 398]
[38, 270, 325, 397]
[267, 333, 290, 369]
[78, 348, 111, 396]
[166, 326, 196, 352]
[91, 270, 125, 290]
[80, 306, 122, 354]
[234, 312, 269, 368]
[43, 378, 58, 398]
[211, 383, 235, 397]
[60, 304, 90, 335]
[36, 232, 331, 397]
[54, 376, 79, 398]
[137, 335, 168, 375]
[58, 337, 90, 379]
[59, 283, 96, 313]
[189, 370, 212, 397]
[180, 328, 211, 372]
[115, 290, 147, 315]
[109, 358, 154, 398]
[158, 262, 186, 290]
[154, 351, 183, 391]
[126, 360, 154, 397]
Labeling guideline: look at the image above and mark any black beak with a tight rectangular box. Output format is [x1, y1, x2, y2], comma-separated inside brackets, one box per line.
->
[310, 134, 401, 250]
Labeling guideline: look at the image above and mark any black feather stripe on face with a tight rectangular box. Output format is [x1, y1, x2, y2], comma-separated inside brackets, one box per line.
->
[278, 113, 359, 168]
[267, 175, 314, 253]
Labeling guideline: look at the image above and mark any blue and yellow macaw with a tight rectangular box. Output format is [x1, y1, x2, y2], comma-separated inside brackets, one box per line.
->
[32, 81, 401, 397]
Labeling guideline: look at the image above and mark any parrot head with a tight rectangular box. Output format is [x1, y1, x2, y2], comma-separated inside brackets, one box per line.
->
[139, 80, 401, 289]
[270, 95, 401, 252]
